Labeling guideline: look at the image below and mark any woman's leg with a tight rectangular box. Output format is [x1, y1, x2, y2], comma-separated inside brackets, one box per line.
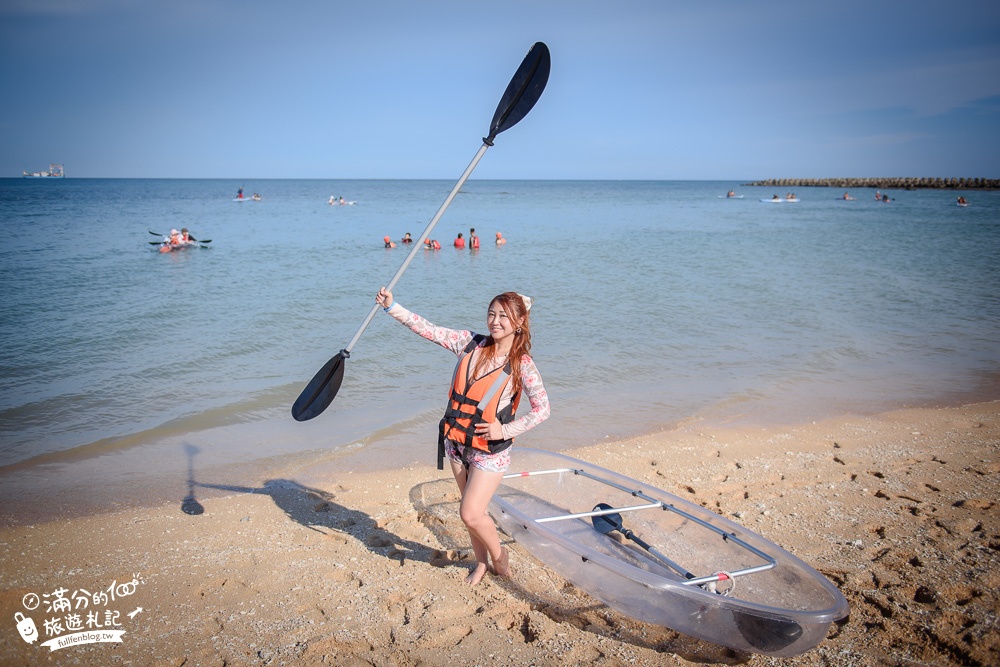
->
[449, 459, 490, 584]
[454, 463, 509, 584]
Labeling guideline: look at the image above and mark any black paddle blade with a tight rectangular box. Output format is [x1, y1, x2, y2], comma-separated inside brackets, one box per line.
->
[591, 502, 625, 535]
[485, 41, 551, 145]
[291, 350, 347, 421]
[734, 611, 804, 652]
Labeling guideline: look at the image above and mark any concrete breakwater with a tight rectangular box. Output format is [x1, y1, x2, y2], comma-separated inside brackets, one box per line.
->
[741, 177, 999, 190]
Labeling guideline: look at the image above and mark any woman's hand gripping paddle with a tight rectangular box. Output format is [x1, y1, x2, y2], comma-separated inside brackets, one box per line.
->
[291, 42, 550, 422]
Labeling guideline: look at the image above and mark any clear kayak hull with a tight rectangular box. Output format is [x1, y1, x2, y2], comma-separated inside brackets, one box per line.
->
[157, 241, 198, 253]
[490, 448, 848, 657]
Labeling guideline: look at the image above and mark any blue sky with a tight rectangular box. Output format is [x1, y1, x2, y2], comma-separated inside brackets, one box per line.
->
[2, 1, 999, 179]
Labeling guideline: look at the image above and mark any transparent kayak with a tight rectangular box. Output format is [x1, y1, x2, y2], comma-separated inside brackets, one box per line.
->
[157, 241, 198, 253]
[490, 448, 848, 657]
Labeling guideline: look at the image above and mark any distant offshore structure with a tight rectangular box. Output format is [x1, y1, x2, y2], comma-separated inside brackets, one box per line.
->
[742, 177, 999, 190]
[23, 163, 65, 178]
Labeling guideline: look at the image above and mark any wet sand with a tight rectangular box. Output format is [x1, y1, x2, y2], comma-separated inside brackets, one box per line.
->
[1, 401, 997, 665]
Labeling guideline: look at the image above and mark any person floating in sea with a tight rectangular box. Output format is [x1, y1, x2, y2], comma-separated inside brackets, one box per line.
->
[401, 232, 413, 244]
[252, 193, 262, 201]
[882, 193, 890, 203]
[875, 191, 882, 201]
[495, 232, 506, 246]
[726, 190, 736, 198]
[842, 192, 855, 200]
[425, 239, 441, 250]
[454, 232, 466, 249]
[469, 228, 480, 249]
[383, 235, 396, 248]
[374, 287, 550, 585]
[328, 196, 336, 205]
[957, 196, 968, 206]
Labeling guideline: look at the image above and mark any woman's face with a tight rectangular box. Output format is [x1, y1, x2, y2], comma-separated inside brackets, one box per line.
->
[487, 301, 518, 345]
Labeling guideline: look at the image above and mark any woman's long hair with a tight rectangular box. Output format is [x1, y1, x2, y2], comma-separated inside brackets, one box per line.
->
[474, 291, 532, 398]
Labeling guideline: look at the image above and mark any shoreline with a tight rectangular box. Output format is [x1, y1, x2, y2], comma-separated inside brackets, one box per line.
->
[1, 400, 997, 665]
[2, 379, 999, 529]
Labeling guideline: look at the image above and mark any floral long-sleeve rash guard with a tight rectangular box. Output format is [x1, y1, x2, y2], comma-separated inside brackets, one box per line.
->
[385, 303, 550, 440]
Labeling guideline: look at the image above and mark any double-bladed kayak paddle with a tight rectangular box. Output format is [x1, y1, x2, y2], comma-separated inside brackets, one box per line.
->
[291, 42, 551, 422]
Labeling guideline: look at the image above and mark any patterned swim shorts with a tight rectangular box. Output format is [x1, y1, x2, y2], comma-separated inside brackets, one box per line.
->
[445, 440, 511, 474]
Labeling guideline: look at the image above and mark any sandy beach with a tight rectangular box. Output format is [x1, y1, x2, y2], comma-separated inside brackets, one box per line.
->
[2, 400, 997, 666]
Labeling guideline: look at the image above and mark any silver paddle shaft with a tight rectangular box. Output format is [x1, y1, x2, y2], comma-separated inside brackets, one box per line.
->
[343, 142, 491, 355]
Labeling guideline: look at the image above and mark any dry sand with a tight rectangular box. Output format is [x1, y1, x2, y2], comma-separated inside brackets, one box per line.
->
[1, 401, 997, 666]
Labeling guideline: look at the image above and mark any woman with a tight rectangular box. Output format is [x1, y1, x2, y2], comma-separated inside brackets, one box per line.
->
[375, 288, 550, 585]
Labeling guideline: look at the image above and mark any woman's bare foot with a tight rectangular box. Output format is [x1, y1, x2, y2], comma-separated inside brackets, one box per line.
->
[465, 562, 489, 586]
[492, 546, 512, 579]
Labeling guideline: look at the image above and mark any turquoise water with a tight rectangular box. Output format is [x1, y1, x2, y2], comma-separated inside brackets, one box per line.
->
[1, 178, 998, 515]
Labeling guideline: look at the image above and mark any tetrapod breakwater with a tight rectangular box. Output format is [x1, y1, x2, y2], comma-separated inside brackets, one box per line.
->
[741, 177, 1000, 190]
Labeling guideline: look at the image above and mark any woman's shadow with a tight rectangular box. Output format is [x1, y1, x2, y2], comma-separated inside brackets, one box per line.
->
[180, 443, 447, 567]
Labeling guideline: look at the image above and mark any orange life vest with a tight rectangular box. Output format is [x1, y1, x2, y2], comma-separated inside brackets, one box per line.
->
[437, 335, 520, 469]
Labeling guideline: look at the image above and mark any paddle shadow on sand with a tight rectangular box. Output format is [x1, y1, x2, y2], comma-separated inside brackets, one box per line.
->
[180, 443, 440, 568]
[410, 478, 752, 665]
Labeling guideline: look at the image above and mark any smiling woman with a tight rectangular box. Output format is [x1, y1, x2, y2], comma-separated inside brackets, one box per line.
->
[375, 286, 550, 586]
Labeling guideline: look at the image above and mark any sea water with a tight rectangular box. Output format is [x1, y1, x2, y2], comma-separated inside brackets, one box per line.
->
[1, 179, 998, 517]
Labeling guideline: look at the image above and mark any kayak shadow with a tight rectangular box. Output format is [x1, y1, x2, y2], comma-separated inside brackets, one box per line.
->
[181, 444, 435, 567]
[410, 478, 750, 664]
